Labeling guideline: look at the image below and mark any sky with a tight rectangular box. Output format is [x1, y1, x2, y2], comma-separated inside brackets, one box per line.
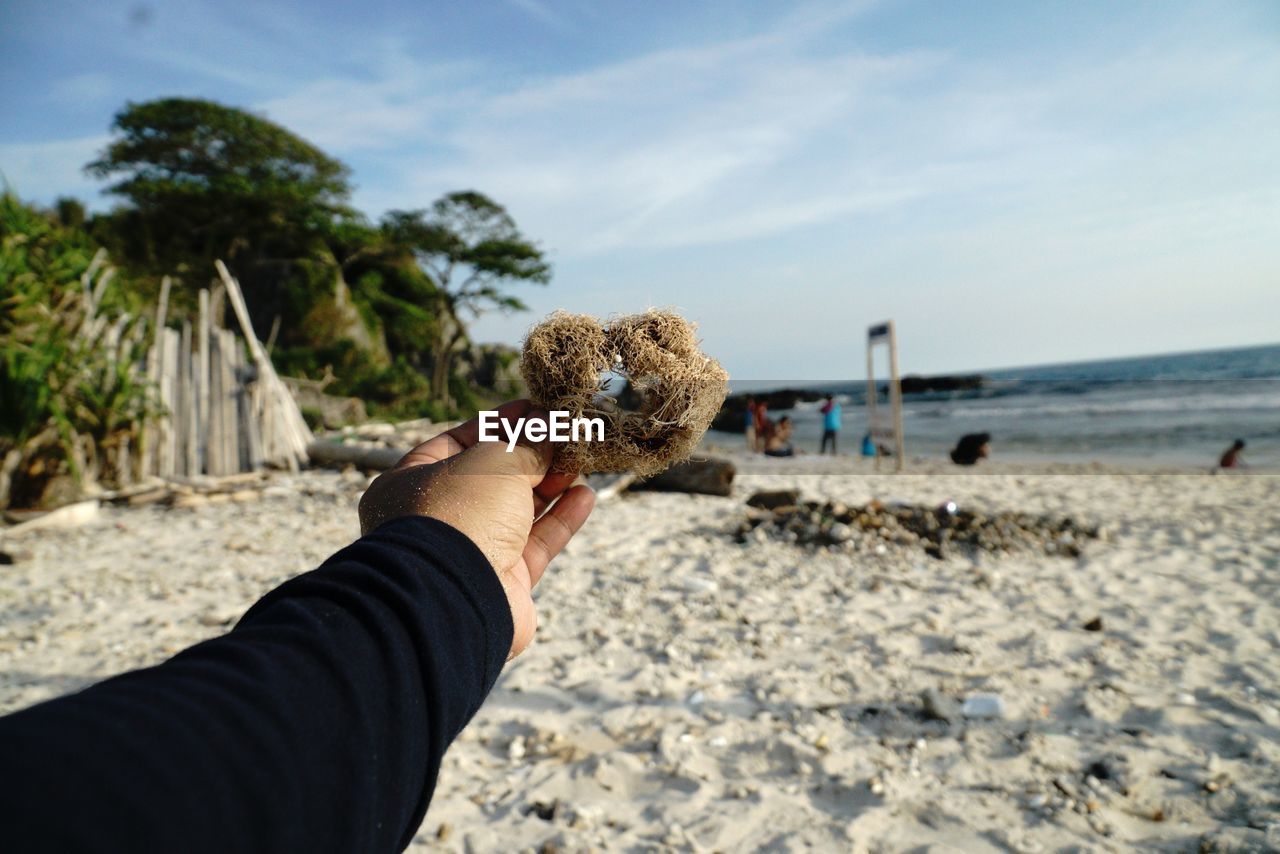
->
[2, 0, 1278, 380]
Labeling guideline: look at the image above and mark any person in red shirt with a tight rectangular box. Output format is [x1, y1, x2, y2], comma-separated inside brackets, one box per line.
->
[753, 401, 769, 452]
[1219, 439, 1246, 469]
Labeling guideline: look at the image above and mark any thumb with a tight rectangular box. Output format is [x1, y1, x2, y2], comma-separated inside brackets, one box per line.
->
[449, 416, 555, 485]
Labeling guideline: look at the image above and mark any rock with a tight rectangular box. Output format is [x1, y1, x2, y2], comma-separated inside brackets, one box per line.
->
[0, 548, 33, 565]
[961, 693, 1007, 719]
[1083, 616, 1104, 632]
[1084, 759, 1113, 781]
[1198, 826, 1271, 853]
[921, 688, 960, 722]
[681, 577, 718, 595]
[435, 822, 452, 842]
[746, 489, 801, 510]
[525, 799, 562, 822]
[198, 609, 239, 628]
[827, 523, 853, 543]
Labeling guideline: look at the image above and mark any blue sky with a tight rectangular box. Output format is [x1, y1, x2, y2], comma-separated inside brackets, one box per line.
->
[2, 0, 1277, 379]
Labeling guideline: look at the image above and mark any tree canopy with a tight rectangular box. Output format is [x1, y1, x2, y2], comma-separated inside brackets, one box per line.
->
[63, 97, 551, 420]
[382, 192, 551, 404]
[87, 97, 352, 277]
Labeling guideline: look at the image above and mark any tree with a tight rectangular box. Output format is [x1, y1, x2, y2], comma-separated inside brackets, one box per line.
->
[1, 192, 152, 507]
[86, 98, 353, 319]
[382, 192, 551, 405]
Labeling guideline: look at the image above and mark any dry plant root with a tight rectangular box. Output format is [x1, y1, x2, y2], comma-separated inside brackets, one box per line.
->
[520, 310, 729, 476]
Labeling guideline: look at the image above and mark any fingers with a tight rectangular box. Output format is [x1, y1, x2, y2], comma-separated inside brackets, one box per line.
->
[450, 434, 555, 486]
[521, 484, 595, 588]
[394, 400, 536, 470]
[533, 471, 580, 517]
[505, 585, 538, 661]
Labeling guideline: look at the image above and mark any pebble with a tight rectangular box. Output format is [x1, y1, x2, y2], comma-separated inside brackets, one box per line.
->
[681, 577, 718, 595]
[737, 497, 1099, 558]
[961, 693, 1007, 719]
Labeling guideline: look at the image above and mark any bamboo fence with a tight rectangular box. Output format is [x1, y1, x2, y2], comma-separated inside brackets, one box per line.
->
[138, 262, 312, 479]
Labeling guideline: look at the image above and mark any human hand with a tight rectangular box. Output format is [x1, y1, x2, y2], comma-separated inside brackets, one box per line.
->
[358, 400, 595, 658]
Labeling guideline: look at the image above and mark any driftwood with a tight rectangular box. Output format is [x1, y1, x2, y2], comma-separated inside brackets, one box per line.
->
[632, 457, 735, 497]
[587, 472, 638, 501]
[306, 442, 407, 471]
[0, 500, 101, 538]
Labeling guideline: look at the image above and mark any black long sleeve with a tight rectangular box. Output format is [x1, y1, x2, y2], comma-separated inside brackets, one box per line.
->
[0, 516, 513, 853]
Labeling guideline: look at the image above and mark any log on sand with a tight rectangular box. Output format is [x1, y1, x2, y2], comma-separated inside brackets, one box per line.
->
[306, 441, 407, 471]
[631, 457, 735, 497]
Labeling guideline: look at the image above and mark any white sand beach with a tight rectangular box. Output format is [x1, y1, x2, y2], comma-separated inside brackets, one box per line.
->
[2, 452, 1278, 852]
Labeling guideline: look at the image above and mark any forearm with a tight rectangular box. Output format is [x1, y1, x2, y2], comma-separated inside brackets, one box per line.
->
[0, 517, 511, 853]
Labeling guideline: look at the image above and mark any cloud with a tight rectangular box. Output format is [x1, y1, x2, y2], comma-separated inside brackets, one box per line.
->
[336, 29, 943, 252]
[0, 135, 109, 206]
[505, 0, 569, 30]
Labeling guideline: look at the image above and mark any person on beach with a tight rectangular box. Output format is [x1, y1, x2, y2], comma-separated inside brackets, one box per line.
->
[745, 397, 758, 451]
[753, 400, 770, 452]
[0, 401, 594, 854]
[764, 415, 796, 457]
[1219, 438, 1246, 469]
[818, 394, 841, 454]
[950, 432, 991, 466]
[861, 432, 877, 458]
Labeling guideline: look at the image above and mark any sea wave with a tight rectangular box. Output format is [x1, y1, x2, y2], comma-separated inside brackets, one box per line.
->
[907, 390, 1280, 419]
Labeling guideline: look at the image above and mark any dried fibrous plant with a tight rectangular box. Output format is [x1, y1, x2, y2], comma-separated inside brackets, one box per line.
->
[521, 310, 728, 476]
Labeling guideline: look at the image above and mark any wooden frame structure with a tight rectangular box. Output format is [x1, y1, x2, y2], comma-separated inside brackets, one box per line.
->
[865, 320, 905, 472]
[138, 262, 312, 480]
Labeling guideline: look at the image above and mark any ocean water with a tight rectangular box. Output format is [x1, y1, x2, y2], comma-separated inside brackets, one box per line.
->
[713, 343, 1280, 468]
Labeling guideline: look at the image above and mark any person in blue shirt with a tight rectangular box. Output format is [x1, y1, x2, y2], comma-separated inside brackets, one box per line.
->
[819, 394, 841, 454]
[861, 432, 877, 457]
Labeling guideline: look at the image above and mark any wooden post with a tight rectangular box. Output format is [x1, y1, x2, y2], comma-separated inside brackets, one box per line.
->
[214, 260, 312, 470]
[208, 331, 224, 476]
[153, 276, 171, 336]
[158, 329, 179, 478]
[866, 321, 905, 473]
[220, 329, 239, 474]
[887, 320, 905, 471]
[197, 289, 211, 475]
[866, 335, 879, 473]
[181, 321, 197, 477]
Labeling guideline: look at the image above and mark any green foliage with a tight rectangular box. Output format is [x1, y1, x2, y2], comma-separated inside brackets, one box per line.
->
[381, 191, 551, 405]
[0, 191, 154, 507]
[86, 97, 354, 336]
[23, 99, 556, 430]
[87, 97, 350, 271]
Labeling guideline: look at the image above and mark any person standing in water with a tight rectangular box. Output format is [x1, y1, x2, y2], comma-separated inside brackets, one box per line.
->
[818, 394, 841, 455]
[744, 397, 758, 452]
[753, 400, 770, 452]
[1219, 439, 1246, 469]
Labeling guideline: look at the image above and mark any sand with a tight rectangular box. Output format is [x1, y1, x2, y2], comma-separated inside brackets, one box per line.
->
[2, 452, 1278, 852]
